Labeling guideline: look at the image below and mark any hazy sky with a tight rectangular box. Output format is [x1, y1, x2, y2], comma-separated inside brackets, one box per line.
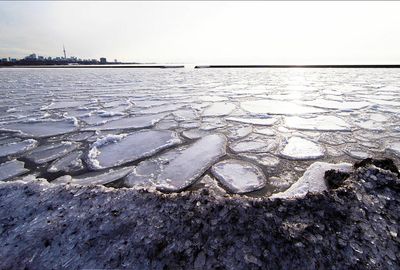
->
[1, 1, 400, 64]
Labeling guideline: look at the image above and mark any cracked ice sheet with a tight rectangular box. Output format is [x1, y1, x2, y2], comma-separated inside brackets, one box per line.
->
[124, 147, 184, 189]
[47, 151, 84, 173]
[303, 99, 370, 110]
[227, 126, 252, 140]
[230, 139, 277, 154]
[172, 109, 199, 122]
[86, 130, 181, 170]
[139, 104, 184, 114]
[0, 119, 78, 138]
[85, 114, 167, 131]
[386, 142, 400, 157]
[270, 162, 352, 199]
[42, 101, 91, 110]
[241, 100, 325, 115]
[156, 134, 227, 192]
[198, 96, 228, 102]
[64, 132, 95, 142]
[0, 160, 29, 181]
[254, 128, 275, 136]
[285, 116, 351, 131]
[53, 166, 134, 186]
[0, 139, 38, 157]
[280, 137, 325, 160]
[226, 117, 277, 126]
[79, 113, 123, 126]
[354, 120, 385, 131]
[211, 159, 266, 194]
[202, 102, 236, 117]
[25, 142, 80, 165]
[181, 129, 210, 140]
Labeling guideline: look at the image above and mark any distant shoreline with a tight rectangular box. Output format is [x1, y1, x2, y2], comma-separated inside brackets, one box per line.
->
[2, 64, 400, 69]
[0, 65, 185, 69]
[195, 65, 400, 68]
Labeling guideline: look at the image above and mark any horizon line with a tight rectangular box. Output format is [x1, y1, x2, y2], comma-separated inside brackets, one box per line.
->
[194, 64, 400, 69]
[3, 64, 400, 69]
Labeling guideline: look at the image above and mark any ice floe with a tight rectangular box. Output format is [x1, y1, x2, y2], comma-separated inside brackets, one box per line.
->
[173, 109, 199, 122]
[0, 137, 22, 146]
[354, 120, 385, 131]
[195, 174, 226, 196]
[280, 137, 325, 160]
[0, 160, 29, 181]
[303, 99, 370, 111]
[269, 172, 297, 192]
[140, 104, 184, 114]
[124, 147, 183, 188]
[181, 129, 210, 140]
[42, 101, 90, 110]
[86, 130, 181, 170]
[97, 110, 126, 118]
[230, 139, 277, 153]
[87, 114, 166, 131]
[79, 113, 122, 126]
[241, 100, 325, 115]
[226, 117, 277, 126]
[254, 128, 275, 136]
[387, 142, 400, 157]
[199, 96, 228, 102]
[53, 166, 134, 186]
[156, 134, 227, 192]
[270, 162, 352, 199]
[285, 116, 351, 131]
[64, 132, 95, 142]
[0, 139, 38, 157]
[239, 153, 280, 168]
[202, 102, 236, 117]
[25, 142, 80, 164]
[228, 126, 252, 140]
[47, 151, 84, 173]
[345, 150, 370, 160]
[318, 133, 357, 145]
[0, 119, 78, 138]
[211, 159, 266, 194]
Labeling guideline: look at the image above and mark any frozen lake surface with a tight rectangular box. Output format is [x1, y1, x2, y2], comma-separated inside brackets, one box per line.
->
[0, 67, 400, 196]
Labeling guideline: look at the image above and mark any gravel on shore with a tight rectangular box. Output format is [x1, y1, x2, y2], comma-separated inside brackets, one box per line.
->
[0, 159, 399, 269]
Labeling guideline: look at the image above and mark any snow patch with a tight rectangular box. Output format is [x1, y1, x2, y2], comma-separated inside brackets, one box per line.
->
[270, 162, 352, 199]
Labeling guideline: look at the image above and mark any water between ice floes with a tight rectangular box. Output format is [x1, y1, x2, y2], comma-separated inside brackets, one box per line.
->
[0, 68, 399, 196]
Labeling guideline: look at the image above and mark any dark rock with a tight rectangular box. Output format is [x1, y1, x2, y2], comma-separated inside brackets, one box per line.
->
[324, 169, 350, 189]
[354, 158, 399, 176]
[0, 158, 399, 269]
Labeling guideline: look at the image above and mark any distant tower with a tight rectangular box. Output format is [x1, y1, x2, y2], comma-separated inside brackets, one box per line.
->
[63, 45, 67, 59]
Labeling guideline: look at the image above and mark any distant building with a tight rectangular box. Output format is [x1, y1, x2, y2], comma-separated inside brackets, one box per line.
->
[0, 51, 125, 66]
[63, 45, 67, 59]
[25, 53, 37, 60]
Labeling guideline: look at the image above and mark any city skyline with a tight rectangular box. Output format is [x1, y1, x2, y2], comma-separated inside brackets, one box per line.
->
[1, 50, 108, 62]
[1, 2, 400, 64]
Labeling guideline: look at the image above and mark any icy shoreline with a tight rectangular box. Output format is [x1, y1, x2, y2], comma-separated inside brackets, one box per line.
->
[0, 159, 399, 269]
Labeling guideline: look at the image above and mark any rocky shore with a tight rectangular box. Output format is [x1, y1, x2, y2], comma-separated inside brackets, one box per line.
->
[0, 159, 399, 269]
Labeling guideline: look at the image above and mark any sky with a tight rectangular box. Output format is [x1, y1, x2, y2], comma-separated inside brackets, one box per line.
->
[1, 1, 400, 64]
